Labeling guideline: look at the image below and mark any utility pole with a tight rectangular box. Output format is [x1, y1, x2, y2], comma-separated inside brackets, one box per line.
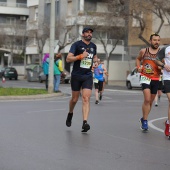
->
[48, 0, 55, 93]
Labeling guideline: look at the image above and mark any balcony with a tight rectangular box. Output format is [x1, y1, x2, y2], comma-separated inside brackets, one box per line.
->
[0, 2, 29, 15]
[0, 2, 27, 8]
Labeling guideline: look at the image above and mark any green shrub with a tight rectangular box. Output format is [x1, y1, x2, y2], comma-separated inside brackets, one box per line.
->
[0, 87, 48, 96]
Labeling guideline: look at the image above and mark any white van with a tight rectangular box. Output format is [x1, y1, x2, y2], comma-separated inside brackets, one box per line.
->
[126, 67, 141, 89]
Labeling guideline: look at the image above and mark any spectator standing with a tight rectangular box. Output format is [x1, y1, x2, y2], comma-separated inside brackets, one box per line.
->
[42, 53, 49, 90]
[54, 53, 63, 92]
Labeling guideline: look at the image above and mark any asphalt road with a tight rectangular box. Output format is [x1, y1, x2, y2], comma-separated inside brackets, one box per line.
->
[0, 80, 170, 170]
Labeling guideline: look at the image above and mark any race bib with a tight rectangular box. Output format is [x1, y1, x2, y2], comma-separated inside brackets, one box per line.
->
[93, 78, 99, 83]
[140, 75, 151, 85]
[80, 58, 92, 69]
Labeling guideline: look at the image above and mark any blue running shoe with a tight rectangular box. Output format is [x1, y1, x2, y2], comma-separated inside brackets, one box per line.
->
[139, 118, 148, 131]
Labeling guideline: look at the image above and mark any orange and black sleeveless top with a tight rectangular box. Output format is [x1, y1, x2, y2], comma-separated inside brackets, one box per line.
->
[141, 48, 161, 80]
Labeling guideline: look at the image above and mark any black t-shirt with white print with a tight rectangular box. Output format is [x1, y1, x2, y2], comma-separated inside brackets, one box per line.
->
[69, 40, 97, 77]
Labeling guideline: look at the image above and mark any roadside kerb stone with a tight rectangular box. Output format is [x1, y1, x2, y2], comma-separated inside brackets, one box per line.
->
[0, 92, 64, 100]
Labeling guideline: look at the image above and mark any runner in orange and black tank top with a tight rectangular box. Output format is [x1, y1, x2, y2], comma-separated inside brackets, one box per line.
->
[141, 47, 160, 80]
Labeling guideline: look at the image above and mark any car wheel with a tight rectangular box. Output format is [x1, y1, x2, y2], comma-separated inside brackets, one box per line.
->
[127, 81, 132, 89]
[15, 77, 18, 80]
[9, 78, 12, 80]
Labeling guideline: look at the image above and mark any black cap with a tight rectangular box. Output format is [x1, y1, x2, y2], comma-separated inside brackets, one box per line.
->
[82, 27, 93, 33]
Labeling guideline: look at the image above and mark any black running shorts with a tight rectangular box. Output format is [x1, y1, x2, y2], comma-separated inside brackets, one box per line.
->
[71, 75, 93, 91]
[164, 80, 170, 93]
[158, 80, 163, 90]
[94, 81, 103, 91]
[141, 80, 159, 94]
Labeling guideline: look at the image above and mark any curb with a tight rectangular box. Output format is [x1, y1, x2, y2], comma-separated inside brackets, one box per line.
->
[0, 92, 64, 100]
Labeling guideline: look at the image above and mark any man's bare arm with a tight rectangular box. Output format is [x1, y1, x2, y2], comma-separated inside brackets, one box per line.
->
[66, 50, 89, 63]
[136, 49, 145, 72]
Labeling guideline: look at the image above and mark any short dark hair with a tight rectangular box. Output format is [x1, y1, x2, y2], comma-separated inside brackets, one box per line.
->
[150, 33, 160, 40]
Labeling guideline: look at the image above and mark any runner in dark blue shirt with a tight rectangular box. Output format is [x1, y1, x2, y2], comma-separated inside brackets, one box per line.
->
[66, 27, 98, 132]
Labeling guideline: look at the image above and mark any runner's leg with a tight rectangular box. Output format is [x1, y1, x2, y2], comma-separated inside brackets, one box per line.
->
[142, 89, 152, 120]
[69, 91, 80, 113]
[166, 93, 170, 124]
[82, 88, 92, 121]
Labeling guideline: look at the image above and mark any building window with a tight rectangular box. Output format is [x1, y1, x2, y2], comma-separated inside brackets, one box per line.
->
[67, 1, 72, 16]
[96, 2, 108, 12]
[16, 0, 27, 4]
[94, 31, 108, 40]
[56, 0, 60, 15]
[33, 33, 37, 45]
[16, 0, 27, 7]
[132, 10, 143, 27]
[0, 0, 7, 2]
[6, 17, 16, 25]
[84, 0, 96, 12]
[35, 7, 38, 21]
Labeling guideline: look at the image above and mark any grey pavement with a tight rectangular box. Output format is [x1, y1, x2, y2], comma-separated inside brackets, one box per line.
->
[0, 86, 170, 170]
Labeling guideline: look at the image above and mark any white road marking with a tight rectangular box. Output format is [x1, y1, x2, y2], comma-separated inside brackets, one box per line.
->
[148, 117, 167, 133]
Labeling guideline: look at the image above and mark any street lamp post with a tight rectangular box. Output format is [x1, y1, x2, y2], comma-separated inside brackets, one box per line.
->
[48, 0, 55, 93]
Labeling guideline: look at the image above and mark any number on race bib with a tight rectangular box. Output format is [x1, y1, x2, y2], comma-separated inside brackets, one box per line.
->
[80, 58, 92, 69]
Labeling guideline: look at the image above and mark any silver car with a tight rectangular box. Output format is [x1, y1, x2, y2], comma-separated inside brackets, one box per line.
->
[38, 70, 71, 84]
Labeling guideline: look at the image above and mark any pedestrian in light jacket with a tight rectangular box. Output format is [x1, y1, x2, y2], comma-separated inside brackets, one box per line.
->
[54, 53, 63, 92]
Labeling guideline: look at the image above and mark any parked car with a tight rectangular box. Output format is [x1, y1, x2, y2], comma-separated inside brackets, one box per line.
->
[3, 67, 18, 80]
[38, 70, 71, 84]
[126, 67, 141, 89]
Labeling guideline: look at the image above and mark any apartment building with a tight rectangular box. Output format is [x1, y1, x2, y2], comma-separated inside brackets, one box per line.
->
[1, 0, 169, 80]
[63, 0, 129, 80]
[0, 0, 29, 68]
[26, 0, 63, 65]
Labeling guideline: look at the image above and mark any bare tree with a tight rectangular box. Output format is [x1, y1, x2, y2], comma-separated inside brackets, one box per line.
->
[82, 0, 126, 83]
[128, 0, 170, 45]
[56, 23, 77, 53]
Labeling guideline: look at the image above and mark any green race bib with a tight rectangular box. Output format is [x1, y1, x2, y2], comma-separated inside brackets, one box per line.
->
[80, 58, 92, 69]
[93, 78, 99, 83]
[140, 75, 151, 85]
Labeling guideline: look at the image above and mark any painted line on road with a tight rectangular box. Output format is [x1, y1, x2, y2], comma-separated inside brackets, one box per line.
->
[148, 117, 167, 133]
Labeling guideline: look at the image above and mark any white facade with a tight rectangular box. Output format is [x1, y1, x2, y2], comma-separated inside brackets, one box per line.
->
[27, 0, 39, 7]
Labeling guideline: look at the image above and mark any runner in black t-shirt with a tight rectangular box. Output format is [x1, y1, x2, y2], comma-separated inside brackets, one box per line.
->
[65, 27, 98, 132]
